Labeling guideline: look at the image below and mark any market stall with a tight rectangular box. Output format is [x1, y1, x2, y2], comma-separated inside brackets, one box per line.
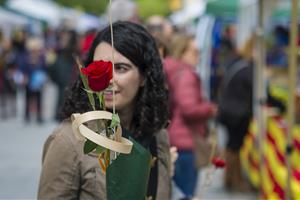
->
[203, 0, 300, 198]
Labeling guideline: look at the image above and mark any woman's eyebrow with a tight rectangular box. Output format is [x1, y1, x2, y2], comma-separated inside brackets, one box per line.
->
[114, 62, 132, 68]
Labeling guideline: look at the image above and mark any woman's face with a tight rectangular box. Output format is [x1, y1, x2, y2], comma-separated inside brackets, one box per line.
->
[93, 42, 144, 113]
[182, 39, 200, 67]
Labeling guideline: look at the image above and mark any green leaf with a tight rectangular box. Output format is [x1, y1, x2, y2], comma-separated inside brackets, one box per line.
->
[95, 145, 106, 154]
[83, 139, 97, 154]
[80, 76, 95, 110]
[82, 88, 94, 94]
[75, 57, 96, 110]
[80, 73, 89, 89]
[96, 92, 104, 109]
[87, 92, 95, 110]
[110, 113, 120, 128]
[81, 88, 95, 109]
[75, 58, 89, 89]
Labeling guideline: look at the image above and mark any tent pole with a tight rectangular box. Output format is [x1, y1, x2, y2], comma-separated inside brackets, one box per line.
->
[286, 0, 298, 199]
[254, 0, 266, 196]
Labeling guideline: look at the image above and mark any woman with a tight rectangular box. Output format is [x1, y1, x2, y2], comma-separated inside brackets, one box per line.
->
[164, 34, 217, 198]
[38, 21, 171, 199]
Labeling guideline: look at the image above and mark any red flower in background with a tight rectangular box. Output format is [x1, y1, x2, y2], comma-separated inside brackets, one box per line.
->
[82, 32, 96, 54]
[81, 60, 113, 92]
[212, 157, 226, 168]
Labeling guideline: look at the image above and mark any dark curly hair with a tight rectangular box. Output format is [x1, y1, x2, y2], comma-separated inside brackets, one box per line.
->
[60, 21, 169, 137]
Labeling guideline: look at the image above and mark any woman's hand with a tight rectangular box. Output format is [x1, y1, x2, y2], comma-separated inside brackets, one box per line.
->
[170, 146, 178, 177]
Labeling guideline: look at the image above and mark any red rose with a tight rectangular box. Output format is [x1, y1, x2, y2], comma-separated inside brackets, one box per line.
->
[211, 157, 226, 168]
[81, 60, 113, 92]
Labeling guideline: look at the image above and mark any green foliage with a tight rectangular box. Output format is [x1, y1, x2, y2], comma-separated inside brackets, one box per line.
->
[53, 0, 108, 15]
[135, 0, 170, 19]
[95, 145, 106, 154]
[75, 58, 95, 110]
[110, 113, 120, 129]
[54, 0, 170, 19]
[83, 139, 98, 154]
[0, 0, 6, 6]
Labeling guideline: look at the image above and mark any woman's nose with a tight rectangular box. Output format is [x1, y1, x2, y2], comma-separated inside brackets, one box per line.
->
[109, 74, 118, 86]
[109, 78, 113, 85]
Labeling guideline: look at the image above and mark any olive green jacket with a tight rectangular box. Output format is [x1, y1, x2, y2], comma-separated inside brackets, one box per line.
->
[38, 119, 171, 200]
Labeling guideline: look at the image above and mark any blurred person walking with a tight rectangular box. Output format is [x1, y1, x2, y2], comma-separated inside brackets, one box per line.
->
[146, 15, 174, 44]
[218, 36, 286, 192]
[0, 33, 20, 119]
[22, 37, 47, 124]
[150, 32, 189, 200]
[217, 36, 256, 192]
[164, 34, 217, 198]
[48, 30, 79, 121]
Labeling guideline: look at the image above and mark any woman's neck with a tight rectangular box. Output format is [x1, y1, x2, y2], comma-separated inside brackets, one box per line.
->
[118, 107, 133, 131]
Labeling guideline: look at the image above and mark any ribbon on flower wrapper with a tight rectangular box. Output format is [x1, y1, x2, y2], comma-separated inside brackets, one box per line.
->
[71, 111, 133, 154]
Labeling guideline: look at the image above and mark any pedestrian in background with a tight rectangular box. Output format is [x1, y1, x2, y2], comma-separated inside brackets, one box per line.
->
[22, 37, 47, 124]
[218, 35, 286, 192]
[146, 15, 174, 44]
[164, 34, 217, 198]
[48, 30, 79, 121]
[217, 34, 256, 192]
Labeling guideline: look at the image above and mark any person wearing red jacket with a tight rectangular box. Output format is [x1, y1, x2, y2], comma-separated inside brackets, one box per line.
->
[164, 34, 217, 198]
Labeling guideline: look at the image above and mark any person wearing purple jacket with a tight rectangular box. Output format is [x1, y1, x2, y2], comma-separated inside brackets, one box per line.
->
[164, 34, 217, 198]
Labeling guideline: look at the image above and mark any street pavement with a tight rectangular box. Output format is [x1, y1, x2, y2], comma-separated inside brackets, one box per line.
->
[0, 118, 57, 199]
[0, 82, 258, 199]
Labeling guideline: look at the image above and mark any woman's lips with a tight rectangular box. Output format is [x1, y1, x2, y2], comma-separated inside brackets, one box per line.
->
[104, 90, 118, 100]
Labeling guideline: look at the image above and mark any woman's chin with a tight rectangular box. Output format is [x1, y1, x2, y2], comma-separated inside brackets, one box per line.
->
[104, 102, 118, 111]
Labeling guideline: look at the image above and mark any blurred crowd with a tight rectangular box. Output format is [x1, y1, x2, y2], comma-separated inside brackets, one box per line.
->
[0, 26, 96, 123]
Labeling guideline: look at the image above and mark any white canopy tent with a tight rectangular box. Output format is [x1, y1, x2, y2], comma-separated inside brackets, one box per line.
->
[6, 0, 105, 33]
[76, 14, 106, 33]
[60, 7, 106, 33]
[6, 0, 61, 27]
[0, 6, 32, 37]
[0, 7, 29, 26]
[170, 0, 206, 28]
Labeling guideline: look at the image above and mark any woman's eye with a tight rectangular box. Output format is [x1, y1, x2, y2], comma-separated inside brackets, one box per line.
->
[115, 66, 126, 72]
[115, 63, 130, 73]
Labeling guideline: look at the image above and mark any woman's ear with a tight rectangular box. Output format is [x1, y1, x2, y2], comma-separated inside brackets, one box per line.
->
[140, 76, 145, 87]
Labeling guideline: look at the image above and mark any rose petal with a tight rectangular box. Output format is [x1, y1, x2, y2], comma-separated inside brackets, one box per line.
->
[81, 60, 113, 92]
